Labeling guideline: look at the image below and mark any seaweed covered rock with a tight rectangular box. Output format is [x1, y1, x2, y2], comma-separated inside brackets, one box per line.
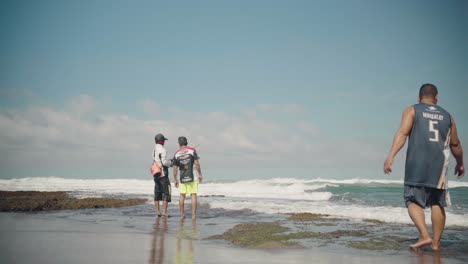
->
[205, 222, 296, 248]
[205, 221, 371, 249]
[0, 191, 147, 211]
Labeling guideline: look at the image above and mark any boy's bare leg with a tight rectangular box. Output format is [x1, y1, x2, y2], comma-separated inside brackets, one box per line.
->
[191, 194, 197, 220]
[162, 200, 169, 216]
[408, 203, 432, 249]
[431, 205, 446, 251]
[154, 201, 161, 216]
[179, 194, 186, 219]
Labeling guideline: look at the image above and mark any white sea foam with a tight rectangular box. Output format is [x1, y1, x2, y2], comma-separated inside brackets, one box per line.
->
[0, 177, 154, 196]
[304, 178, 404, 185]
[228, 177, 468, 187]
[278, 177, 468, 188]
[1, 177, 467, 226]
[0, 177, 335, 201]
[201, 181, 334, 201]
[446, 181, 468, 188]
[206, 199, 468, 227]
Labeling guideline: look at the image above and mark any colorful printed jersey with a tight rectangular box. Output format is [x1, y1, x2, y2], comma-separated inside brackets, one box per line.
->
[405, 103, 452, 189]
[173, 147, 199, 183]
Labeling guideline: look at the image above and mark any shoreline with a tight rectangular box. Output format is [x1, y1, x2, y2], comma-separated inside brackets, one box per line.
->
[0, 213, 417, 264]
[0, 187, 467, 263]
[1, 210, 466, 264]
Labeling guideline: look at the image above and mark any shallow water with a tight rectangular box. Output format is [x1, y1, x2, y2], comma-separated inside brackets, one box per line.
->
[39, 200, 468, 263]
[1, 177, 468, 262]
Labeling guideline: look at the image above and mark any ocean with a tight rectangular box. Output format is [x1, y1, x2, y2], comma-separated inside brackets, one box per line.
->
[2, 177, 468, 227]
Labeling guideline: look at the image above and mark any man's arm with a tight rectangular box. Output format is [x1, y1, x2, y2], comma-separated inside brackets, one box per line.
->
[160, 148, 172, 167]
[194, 160, 203, 183]
[449, 116, 464, 178]
[384, 106, 415, 174]
[173, 165, 179, 188]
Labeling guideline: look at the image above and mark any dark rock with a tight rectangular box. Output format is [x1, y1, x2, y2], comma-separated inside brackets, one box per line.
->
[0, 191, 147, 212]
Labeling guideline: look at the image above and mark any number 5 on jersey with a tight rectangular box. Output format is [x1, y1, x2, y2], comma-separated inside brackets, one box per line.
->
[429, 120, 439, 142]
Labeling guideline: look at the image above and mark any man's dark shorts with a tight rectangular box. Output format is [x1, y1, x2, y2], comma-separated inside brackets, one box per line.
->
[154, 176, 171, 202]
[404, 185, 447, 208]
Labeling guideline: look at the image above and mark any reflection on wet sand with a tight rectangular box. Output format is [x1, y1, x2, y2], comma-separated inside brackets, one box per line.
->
[148, 217, 168, 264]
[175, 219, 197, 264]
[413, 250, 441, 264]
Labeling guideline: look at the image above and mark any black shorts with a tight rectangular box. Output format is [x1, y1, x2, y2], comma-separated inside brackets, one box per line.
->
[404, 185, 447, 208]
[154, 176, 171, 202]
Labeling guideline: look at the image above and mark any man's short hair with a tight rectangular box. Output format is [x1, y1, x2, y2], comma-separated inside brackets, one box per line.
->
[419, 83, 438, 98]
[178, 136, 188, 146]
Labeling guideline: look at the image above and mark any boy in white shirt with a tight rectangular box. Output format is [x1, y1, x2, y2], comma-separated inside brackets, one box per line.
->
[152, 133, 172, 217]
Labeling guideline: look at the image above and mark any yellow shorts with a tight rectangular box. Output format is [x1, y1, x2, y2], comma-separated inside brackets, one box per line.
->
[180, 181, 198, 194]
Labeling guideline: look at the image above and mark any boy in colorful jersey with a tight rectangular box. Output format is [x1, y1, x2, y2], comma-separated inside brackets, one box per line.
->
[173, 136, 203, 220]
[384, 84, 464, 250]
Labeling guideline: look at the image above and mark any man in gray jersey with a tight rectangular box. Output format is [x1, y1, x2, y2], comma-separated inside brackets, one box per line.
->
[384, 83, 464, 251]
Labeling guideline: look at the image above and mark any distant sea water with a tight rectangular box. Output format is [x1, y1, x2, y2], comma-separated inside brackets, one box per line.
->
[1, 177, 468, 227]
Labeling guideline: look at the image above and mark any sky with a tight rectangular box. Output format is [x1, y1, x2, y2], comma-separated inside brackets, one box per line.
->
[1, 0, 467, 181]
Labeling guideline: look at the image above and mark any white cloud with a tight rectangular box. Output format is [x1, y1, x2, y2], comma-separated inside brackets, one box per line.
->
[296, 121, 320, 137]
[0, 96, 386, 178]
[140, 99, 160, 115]
[283, 104, 306, 115]
[69, 94, 96, 117]
[250, 104, 306, 115]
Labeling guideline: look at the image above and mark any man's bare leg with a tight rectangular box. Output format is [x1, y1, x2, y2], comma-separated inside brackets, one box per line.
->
[408, 203, 432, 249]
[191, 194, 197, 220]
[179, 194, 186, 219]
[431, 205, 446, 251]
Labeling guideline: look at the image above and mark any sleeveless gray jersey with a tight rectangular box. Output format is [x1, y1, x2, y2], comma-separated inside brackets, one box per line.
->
[405, 103, 452, 189]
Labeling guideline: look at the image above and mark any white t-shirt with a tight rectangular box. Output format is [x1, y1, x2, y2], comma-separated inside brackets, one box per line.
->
[152, 144, 171, 177]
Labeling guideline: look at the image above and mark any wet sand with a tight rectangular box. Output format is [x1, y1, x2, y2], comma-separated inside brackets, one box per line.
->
[0, 212, 462, 264]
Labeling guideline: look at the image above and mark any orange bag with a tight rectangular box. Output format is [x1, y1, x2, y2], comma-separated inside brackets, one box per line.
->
[150, 161, 161, 176]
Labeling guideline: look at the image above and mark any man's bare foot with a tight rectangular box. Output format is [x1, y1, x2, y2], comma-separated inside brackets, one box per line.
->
[431, 240, 441, 251]
[410, 238, 432, 250]
[156, 211, 161, 217]
[192, 215, 197, 220]
[180, 214, 185, 220]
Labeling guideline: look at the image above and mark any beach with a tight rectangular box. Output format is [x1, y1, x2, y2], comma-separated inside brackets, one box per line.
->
[1, 212, 459, 264]
[1, 177, 468, 263]
[1, 203, 467, 263]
